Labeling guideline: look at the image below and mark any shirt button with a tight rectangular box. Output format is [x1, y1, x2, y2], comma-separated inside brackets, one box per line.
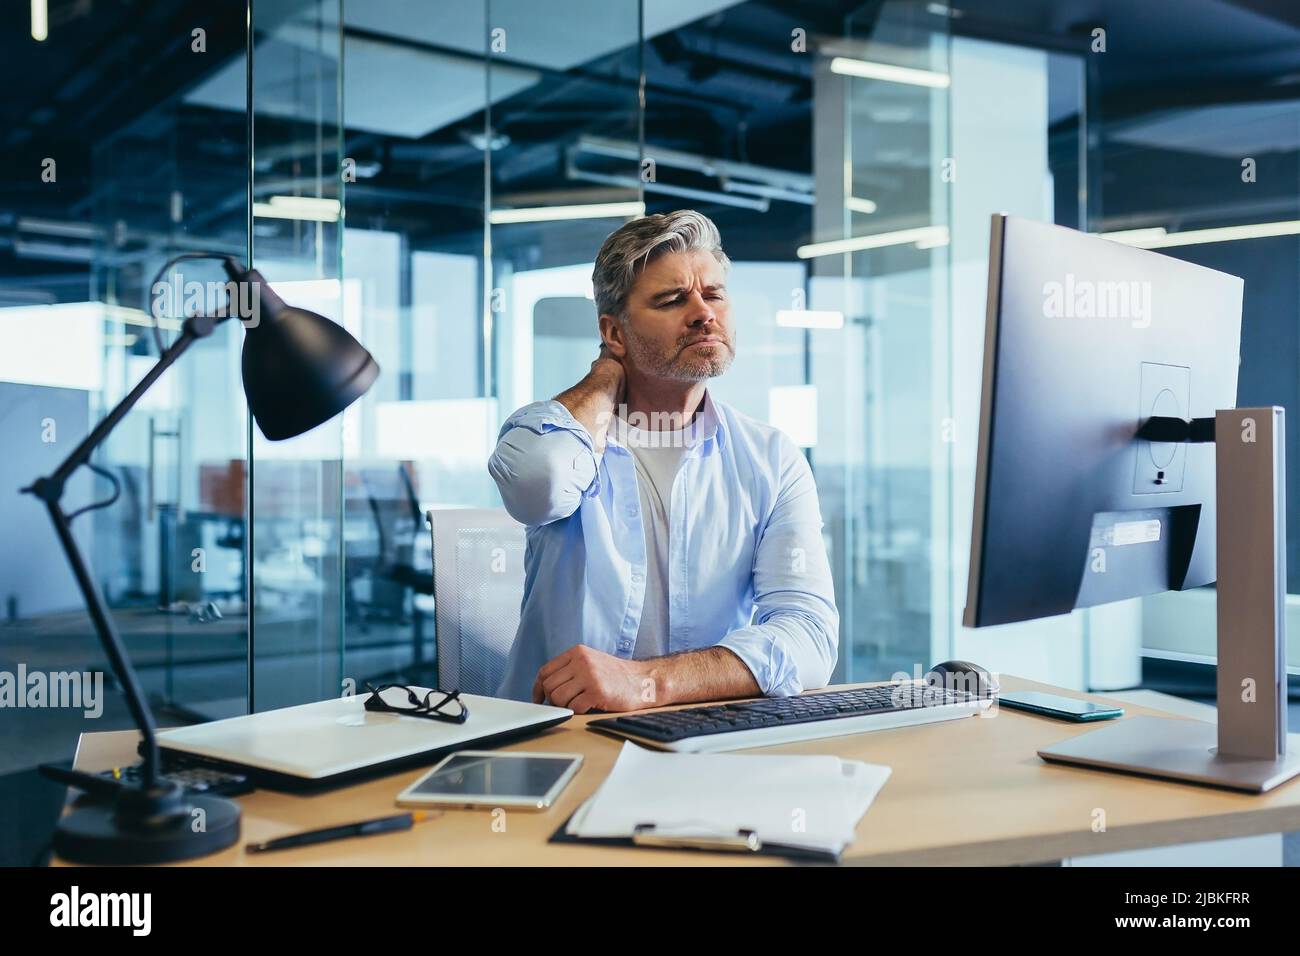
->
[631, 572, 643, 584]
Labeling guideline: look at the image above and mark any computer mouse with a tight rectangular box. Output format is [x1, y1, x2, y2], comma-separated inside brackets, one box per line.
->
[928, 660, 999, 697]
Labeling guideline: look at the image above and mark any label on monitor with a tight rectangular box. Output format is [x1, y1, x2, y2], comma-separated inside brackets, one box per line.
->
[1079, 506, 1197, 611]
[1112, 518, 1161, 546]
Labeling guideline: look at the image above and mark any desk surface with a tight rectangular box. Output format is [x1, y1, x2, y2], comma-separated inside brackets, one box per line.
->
[62, 676, 1300, 866]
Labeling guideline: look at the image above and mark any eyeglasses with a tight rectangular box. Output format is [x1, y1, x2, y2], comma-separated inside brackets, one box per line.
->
[363, 683, 469, 724]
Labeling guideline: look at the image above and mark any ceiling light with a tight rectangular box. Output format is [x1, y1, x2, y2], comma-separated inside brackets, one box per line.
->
[776, 310, 845, 329]
[797, 225, 949, 259]
[1098, 227, 1168, 244]
[253, 196, 342, 222]
[31, 0, 47, 41]
[1102, 221, 1300, 249]
[829, 56, 950, 89]
[488, 201, 644, 225]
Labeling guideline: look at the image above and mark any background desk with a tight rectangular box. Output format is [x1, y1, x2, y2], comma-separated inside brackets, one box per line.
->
[59, 676, 1300, 866]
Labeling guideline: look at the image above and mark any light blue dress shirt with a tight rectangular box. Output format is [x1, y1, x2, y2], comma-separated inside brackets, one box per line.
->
[486, 392, 839, 703]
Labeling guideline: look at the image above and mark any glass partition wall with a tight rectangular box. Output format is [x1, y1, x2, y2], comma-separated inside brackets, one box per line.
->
[244, 0, 348, 710]
[22, 0, 1300, 755]
[812, 2, 955, 683]
[0, 1, 1095, 734]
[1, 1, 252, 796]
[245, 0, 645, 705]
[810, 3, 1095, 685]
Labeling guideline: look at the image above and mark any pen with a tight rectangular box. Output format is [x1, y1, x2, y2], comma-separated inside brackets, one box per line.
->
[246, 811, 437, 854]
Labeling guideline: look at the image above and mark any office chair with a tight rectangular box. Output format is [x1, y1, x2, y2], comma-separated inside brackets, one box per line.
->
[427, 508, 525, 697]
[346, 464, 437, 687]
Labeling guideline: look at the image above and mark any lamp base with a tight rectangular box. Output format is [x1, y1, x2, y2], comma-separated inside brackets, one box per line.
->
[54, 782, 241, 864]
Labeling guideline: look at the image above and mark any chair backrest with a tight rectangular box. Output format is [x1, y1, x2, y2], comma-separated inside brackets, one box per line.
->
[427, 508, 526, 696]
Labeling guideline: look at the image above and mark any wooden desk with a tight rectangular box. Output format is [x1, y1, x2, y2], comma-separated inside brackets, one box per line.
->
[59, 676, 1300, 866]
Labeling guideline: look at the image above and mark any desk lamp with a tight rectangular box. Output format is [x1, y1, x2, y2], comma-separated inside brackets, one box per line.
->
[23, 254, 379, 863]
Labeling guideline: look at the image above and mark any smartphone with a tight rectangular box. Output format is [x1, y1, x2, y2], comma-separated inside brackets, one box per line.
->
[996, 690, 1123, 722]
[396, 751, 583, 810]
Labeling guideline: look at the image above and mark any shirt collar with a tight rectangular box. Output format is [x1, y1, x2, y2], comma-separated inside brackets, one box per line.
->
[694, 390, 727, 453]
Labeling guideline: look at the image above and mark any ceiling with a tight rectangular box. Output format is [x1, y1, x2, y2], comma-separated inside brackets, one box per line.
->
[4, 0, 1300, 298]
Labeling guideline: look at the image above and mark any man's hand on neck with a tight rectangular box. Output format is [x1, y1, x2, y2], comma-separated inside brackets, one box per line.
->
[555, 343, 711, 450]
[554, 345, 624, 453]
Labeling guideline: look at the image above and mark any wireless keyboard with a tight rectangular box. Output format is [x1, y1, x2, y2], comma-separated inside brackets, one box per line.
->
[588, 683, 993, 752]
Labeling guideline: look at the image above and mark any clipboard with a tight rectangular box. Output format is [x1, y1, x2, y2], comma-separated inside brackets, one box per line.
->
[547, 806, 843, 864]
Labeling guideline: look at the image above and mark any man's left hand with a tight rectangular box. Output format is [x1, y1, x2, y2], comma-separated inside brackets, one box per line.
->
[532, 645, 661, 713]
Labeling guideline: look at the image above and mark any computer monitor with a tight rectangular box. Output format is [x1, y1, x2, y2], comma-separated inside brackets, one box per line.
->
[964, 214, 1242, 628]
[965, 214, 1300, 792]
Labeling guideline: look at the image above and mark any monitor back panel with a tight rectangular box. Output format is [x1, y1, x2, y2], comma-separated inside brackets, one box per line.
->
[965, 215, 1243, 627]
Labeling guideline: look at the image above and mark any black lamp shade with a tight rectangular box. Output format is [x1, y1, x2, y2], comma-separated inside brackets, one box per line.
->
[235, 267, 380, 440]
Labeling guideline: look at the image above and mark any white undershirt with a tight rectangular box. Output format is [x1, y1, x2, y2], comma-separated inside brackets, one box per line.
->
[613, 417, 693, 659]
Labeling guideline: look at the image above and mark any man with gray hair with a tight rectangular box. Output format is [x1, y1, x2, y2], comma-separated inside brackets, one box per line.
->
[488, 209, 839, 711]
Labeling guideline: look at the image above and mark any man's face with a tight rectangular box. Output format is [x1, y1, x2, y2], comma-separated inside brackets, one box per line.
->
[612, 248, 735, 382]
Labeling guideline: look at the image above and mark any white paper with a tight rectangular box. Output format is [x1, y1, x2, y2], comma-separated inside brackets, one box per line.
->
[569, 742, 890, 854]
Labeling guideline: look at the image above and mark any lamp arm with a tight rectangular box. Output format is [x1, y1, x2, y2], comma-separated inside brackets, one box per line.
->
[21, 311, 232, 790]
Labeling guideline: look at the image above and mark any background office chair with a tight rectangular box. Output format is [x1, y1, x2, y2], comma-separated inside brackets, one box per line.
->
[346, 464, 439, 686]
[427, 508, 526, 696]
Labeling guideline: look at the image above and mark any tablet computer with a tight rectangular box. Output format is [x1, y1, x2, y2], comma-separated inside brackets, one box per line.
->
[396, 751, 583, 810]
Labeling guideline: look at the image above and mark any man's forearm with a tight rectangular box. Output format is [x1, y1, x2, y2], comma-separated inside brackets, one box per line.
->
[645, 646, 761, 707]
[554, 356, 622, 452]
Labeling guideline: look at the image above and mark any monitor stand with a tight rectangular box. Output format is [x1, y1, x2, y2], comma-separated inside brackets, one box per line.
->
[1039, 407, 1300, 793]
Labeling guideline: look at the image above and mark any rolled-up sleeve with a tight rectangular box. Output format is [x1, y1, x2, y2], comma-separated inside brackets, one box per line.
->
[718, 441, 839, 696]
[487, 400, 603, 527]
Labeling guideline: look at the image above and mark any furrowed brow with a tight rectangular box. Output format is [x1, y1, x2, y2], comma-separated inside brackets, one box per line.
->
[650, 286, 687, 304]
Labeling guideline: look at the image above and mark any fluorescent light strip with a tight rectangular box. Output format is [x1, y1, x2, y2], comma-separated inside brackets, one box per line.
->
[829, 56, 950, 89]
[847, 196, 878, 215]
[1103, 220, 1300, 249]
[31, 0, 47, 41]
[489, 201, 645, 225]
[1097, 227, 1168, 244]
[797, 225, 949, 259]
[776, 310, 845, 330]
[253, 196, 341, 222]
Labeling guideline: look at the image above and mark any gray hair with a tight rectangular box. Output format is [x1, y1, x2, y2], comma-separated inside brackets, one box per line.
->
[591, 209, 731, 320]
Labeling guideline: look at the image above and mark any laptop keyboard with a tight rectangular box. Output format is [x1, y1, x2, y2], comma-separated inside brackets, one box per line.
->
[588, 683, 981, 744]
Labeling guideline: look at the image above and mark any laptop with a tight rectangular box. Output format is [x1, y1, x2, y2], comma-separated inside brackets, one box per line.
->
[158, 690, 572, 790]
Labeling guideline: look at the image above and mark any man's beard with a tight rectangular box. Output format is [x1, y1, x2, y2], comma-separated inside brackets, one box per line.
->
[623, 326, 736, 382]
